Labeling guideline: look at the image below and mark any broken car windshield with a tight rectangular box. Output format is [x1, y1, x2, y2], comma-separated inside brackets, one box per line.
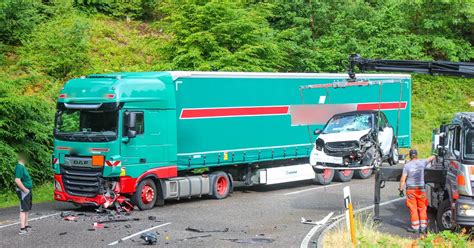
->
[323, 114, 372, 134]
[55, 109, 118, 142]
[464, 130, 474, 160]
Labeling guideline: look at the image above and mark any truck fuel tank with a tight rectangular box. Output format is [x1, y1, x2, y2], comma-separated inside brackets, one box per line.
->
[163, 176, 211, 200]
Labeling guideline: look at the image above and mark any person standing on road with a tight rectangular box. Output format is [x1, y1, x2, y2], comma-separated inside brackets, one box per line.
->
[399, 149, 436, 234]
[14, 153, 33, 235]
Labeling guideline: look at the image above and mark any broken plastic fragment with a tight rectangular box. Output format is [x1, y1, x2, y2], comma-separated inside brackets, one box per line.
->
[140, 232, 158, 245]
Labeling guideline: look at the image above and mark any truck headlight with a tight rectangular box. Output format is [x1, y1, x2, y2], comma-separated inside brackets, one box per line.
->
[458, 204, 474, 216]
[54, 180, 62, 192]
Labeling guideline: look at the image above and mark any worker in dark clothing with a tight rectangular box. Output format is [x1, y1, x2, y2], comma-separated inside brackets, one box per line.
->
[15, 153, 33, 235]
[399, 149, 436, 233]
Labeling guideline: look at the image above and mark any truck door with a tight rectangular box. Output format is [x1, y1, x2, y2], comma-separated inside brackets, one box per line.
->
[377, 113, 393, 156]
[121, 111, 149, 168]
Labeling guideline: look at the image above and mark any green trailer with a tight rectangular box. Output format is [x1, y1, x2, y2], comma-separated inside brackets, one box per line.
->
[52, 72, 411, 209]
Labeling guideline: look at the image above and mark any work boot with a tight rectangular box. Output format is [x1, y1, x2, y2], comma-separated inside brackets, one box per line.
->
[406, 227, 419, 233]
[420, 227, 428, 234]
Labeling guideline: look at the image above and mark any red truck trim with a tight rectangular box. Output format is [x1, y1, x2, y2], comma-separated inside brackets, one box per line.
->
[180, 106, 289, 119]
[54, 174, 107, 205]
[356, 102, 407, 111]
[120, 165, 178, 194]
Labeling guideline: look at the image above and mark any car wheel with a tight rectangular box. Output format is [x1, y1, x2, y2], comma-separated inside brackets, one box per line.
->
[334, 170, 354, 182]
[354, 169, 373, 179]
[132, 179, 157, 210]
[437, 199, 455, 231]
[313, 169, 334, 185]
[389, 142, 399, 166]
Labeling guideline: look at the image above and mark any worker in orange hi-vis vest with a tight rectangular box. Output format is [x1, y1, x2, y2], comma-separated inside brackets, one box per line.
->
[399, 149, 436, 234]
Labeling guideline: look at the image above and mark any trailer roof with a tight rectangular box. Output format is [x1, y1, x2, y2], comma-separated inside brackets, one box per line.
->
[168, 71, 411, 80]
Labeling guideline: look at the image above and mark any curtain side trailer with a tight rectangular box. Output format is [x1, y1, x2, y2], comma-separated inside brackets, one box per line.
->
[52, 71, 411, 209]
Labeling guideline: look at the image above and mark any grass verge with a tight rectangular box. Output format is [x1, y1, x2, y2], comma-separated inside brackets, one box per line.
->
[0, 183, 54, 209]
[323, 213, 472, 247]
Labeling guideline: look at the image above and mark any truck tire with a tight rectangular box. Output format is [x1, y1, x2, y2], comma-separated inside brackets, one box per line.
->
[131, 179, 157, 210]
[437, 199, 455, 231]
[389, 142, 399, 166]
[354, 169, 373, 179]
[211, 172, 231, 200]
[334, 170, 354, 182]
[313, 169, 334, 185]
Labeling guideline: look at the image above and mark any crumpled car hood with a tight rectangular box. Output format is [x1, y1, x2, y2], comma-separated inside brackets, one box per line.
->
[318, 129, 371, 142]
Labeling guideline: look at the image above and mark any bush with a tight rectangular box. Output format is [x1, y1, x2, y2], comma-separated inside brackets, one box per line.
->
[20, 15, 90, 79]
[0, 95, 53, 191]
[0, 0, 44, 45]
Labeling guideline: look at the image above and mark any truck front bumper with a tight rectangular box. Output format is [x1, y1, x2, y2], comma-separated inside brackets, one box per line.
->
[53, 174, 106, 206]
[455, 197, 474, 227]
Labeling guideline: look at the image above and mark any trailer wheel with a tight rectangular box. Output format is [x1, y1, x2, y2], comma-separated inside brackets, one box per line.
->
[131, 179, 157, 210]
[334, 170, 354, 182]
[354, 169, 373, 179]
[437, 199, 455, 231]
[211, 172, 231, 200]
[313, 169, 334, 185]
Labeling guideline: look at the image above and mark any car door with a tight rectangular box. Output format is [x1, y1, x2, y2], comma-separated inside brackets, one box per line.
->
[376, 113, 393, 156]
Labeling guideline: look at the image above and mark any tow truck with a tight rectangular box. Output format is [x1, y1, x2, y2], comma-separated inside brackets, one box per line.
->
[345, 55, 474, 231]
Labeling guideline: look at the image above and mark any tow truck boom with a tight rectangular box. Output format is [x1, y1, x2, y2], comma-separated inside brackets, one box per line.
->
[347, 54, 474, 79]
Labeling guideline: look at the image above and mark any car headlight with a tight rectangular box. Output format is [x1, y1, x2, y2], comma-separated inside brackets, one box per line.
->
[316, 138, 324, 151]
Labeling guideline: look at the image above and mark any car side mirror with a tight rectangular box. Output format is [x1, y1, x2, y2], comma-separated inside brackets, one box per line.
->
[127, 129, 137, 139]
[314, 129, 322, 135]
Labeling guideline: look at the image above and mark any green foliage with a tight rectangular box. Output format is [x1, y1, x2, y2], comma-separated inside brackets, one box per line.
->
[20, 15, 90, 78]
[0, 0, 45, 45]
[0, 95, 53, 191]
[0, 182, 53, 209]
[418, 230, 469, 247]
[160, 2, 284, 71]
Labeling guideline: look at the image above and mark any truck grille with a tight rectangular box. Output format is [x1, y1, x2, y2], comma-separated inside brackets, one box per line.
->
[61, 165, 103, 198]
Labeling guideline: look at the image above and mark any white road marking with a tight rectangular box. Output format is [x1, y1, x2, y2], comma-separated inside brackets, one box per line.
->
[300, 212, 334, 248]
[284, 183, 343, 196]
[0, 212, 61, 229]
[108, 222, 171, 246]
[300, 197, 405, 248]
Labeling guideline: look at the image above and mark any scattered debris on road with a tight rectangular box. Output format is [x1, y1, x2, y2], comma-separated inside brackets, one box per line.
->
[148, 216, 157, 221]
[59, 232, 67, 236]
[223, 237, 275, 244]
[140, 232, 158, 245]
[185, 227, 229, 233]
[186, 234, 212, 240]
[93, 222, 106, 229]
[301, 212, 334, 226]
[64, 216, 79, 221]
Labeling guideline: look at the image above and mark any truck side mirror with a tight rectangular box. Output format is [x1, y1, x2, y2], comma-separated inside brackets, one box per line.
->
[124, 112, 137, 128]
[127, 129, 137, 139]
[314, 129, 322, 135]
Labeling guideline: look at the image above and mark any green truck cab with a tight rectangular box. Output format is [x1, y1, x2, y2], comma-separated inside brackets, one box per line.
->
[52, 72, 411, 210]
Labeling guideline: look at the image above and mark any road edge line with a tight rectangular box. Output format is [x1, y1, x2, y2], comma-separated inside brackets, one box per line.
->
[108, 222, 171, 246]
[284, 183, 343, 196]
[0, 212, 61, 229]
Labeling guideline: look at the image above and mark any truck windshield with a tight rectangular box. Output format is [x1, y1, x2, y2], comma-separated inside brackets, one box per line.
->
[464, 130, 474, 160]
[323, 114, 372, 134]
[54, 109, 118, 142]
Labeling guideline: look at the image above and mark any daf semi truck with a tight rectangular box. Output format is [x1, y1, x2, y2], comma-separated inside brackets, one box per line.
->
[52, 71, 411, 210]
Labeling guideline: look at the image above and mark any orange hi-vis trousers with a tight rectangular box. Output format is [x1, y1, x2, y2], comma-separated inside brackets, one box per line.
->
[406, 189, 428, 229]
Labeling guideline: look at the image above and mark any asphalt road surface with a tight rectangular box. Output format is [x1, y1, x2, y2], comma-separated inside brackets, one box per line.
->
[0, 176, 407, 247]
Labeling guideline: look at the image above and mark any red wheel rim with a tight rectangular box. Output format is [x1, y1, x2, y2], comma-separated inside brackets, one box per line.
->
[141, 185, 154, 204]
[342, 170, 352, 177]
[322, 169, 332, 179]
[216, 176, 228, 196]
[361, 169, 371, 175]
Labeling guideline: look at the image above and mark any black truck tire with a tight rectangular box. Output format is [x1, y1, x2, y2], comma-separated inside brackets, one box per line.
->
[132, 179, 157, 210]
[211, 172, 231, 199]
[313, 169, 334, 185]
[436, 199, 455, 231]
[334, 170, 354, 182]
[354, 169, 373, 179]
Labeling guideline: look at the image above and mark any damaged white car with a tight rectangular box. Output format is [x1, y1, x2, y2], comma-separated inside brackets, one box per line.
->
[310, 111, 399, 173]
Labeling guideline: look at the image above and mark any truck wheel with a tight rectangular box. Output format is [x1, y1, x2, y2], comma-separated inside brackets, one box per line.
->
[131, 179, 157, 210]
[313, 169, 334, 185]
[334, 170, 354, 182]
[211, 172, 231, 199]
[389, 142, 399, 166]
[437, 199, 455, 231]
[354, 169, 372, 179]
